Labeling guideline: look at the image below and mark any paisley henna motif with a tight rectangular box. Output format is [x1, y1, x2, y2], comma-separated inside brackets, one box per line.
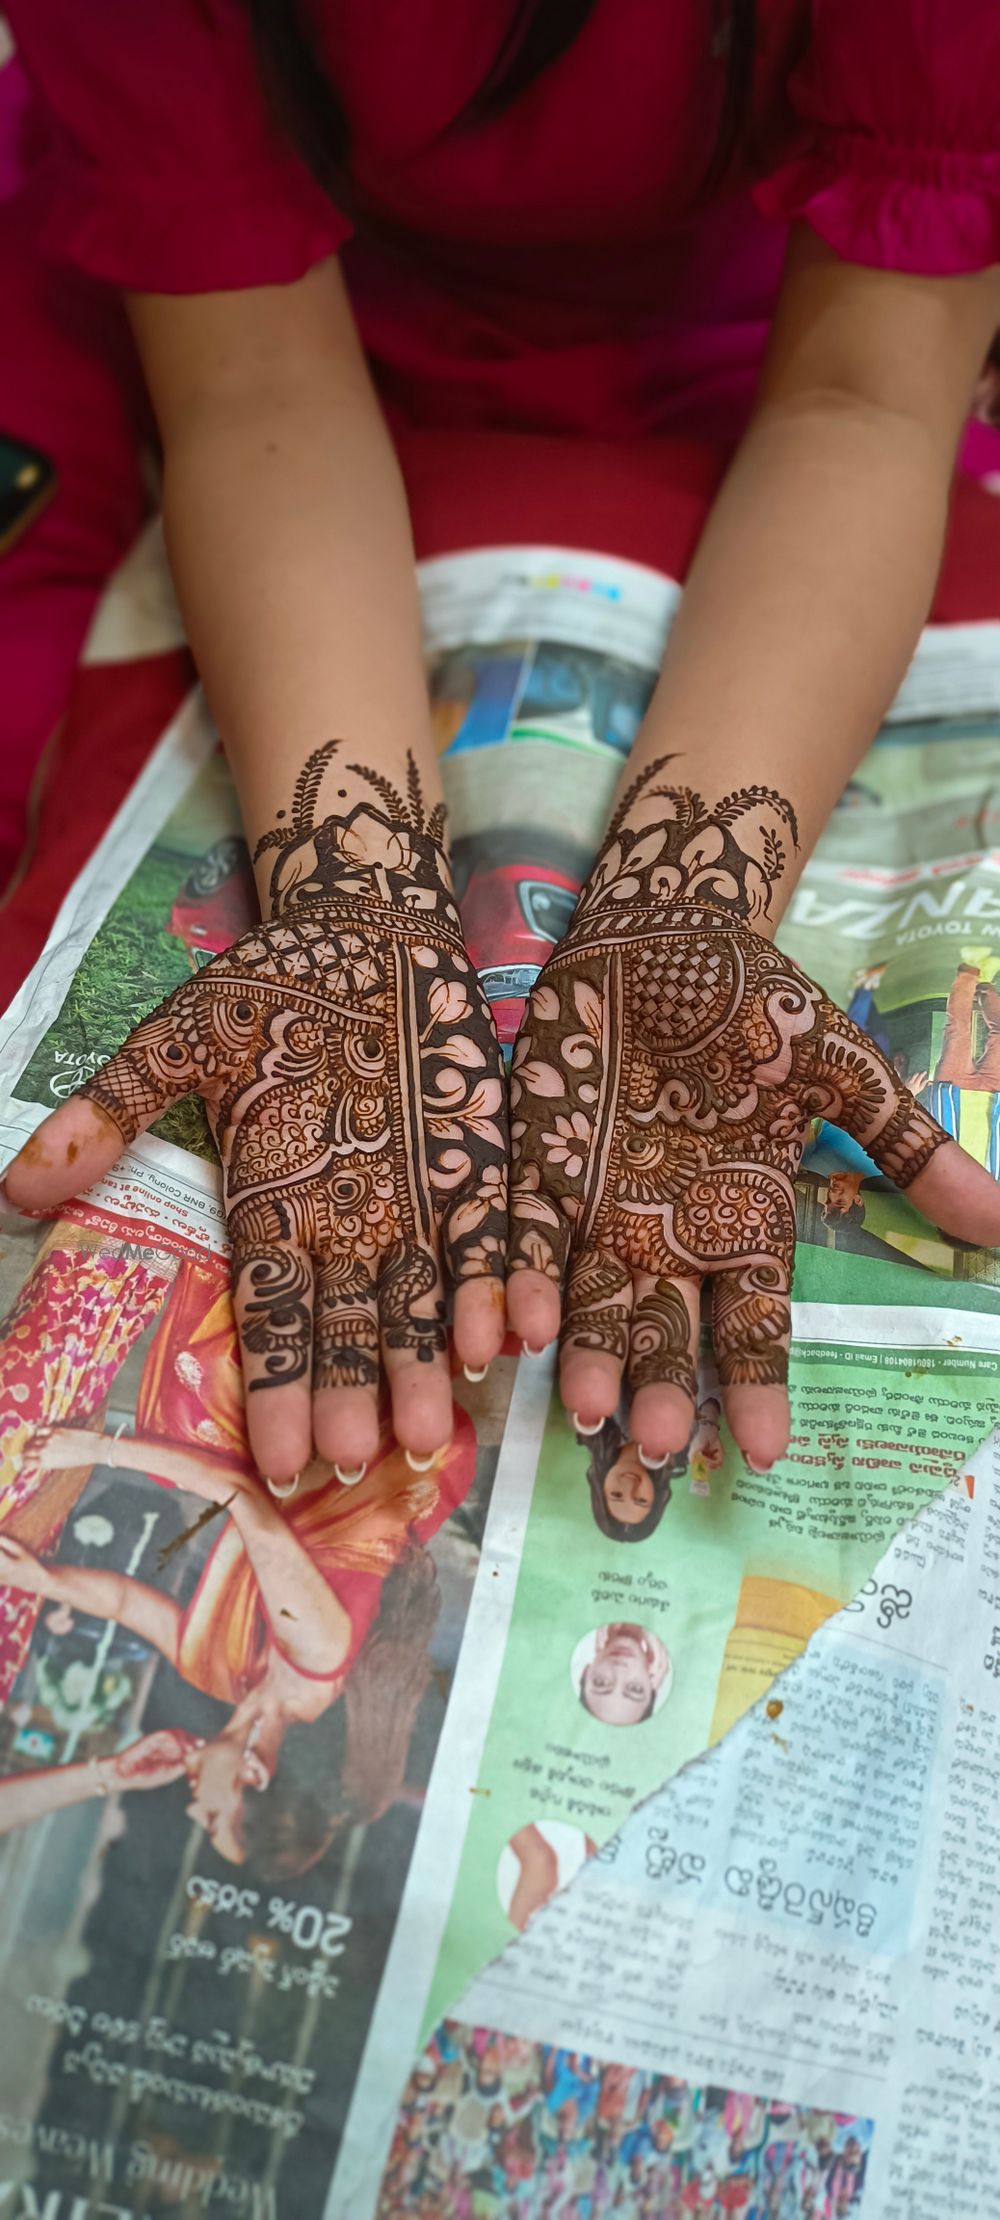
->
[82, 741, 507, 1399]
[510, 762, 947, 1391]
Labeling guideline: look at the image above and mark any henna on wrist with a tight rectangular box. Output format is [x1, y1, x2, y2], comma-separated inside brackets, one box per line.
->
[510, 757, 948, 1395]
[81, 741, 507, 1398]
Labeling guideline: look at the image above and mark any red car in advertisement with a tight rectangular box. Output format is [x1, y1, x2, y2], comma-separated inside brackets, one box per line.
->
[458, 850, 581, 1045]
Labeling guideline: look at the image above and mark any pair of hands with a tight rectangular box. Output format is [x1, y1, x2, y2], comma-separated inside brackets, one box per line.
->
[6, 752, 999, 1485]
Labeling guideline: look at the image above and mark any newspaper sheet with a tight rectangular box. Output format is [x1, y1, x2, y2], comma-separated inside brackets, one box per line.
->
[0, 542, 996, 2220]
[402, 1323, 1000, 2220]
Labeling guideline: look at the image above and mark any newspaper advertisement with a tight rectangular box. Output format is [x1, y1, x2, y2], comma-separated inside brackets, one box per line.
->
[0, 542, 996, 2218]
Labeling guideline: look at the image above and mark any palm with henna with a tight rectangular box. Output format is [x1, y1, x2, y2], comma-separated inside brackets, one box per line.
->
[4, 744, 507, 1485]
[507, 766, 1000, 1470]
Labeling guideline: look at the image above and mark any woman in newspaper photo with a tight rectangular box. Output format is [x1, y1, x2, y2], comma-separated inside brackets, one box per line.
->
[0, 1406, 472, 1871]
[5, 0, 1000, 1503]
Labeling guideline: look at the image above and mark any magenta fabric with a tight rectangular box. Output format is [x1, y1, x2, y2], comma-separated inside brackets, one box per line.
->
[9, 0, 1000, 444]
[0, 162, 146, 889]
[756, 0, 1000, 275]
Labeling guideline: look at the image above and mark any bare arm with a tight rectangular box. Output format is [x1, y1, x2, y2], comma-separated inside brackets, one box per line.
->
[0, 1761, 112, 1833]
[0, 1731, 195, 1835]
[508, 233, 1000, 1471]
[38, 1429, 353, 1678]
[127, 263, 434, 876]
[116, 1434, 354, 1676]
[620, 230, 1000, 914]
[5, 262, 507, 1482]
[0, 1531, 183, 1662]
[107, 1433, 351, 1677]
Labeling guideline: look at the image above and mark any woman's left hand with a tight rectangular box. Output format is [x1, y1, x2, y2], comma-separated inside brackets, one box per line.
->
[0, 1535, 58, 1597]
[506, 797, 1000, 1470]
[104, 1729, 202, 1792]
[32, 1425, 107, 1472]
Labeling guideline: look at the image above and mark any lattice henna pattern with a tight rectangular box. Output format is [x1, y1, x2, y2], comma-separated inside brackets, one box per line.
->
[509, 768, 949, 1392]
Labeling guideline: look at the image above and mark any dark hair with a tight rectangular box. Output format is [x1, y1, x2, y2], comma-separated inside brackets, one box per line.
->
[244, 0, 758, 208]
[579, 1418, 677, 1544]
[240, 1542, 440, 1877]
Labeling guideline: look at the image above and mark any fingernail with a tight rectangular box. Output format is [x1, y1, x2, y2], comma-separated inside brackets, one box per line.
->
[638, 1445, 666, 1471]
[745, 1457, 772, 1476]
[264, 1472, 300, 1501]
[334, 1463, 366, 1488]
[572, 1414, 605, 1437]
[521, 1340, 549, 1358]
[463, 1364, 489, 1383]
[405, 1449, 437, 1473]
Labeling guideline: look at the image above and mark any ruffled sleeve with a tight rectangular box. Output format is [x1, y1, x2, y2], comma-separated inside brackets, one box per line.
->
[7, 0, 350, 291]
[755, 0, 1000, 276]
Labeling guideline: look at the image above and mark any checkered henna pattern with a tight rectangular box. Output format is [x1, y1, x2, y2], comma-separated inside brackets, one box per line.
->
[82, 741, 508, 1396]
[508, 763, 947, 1391]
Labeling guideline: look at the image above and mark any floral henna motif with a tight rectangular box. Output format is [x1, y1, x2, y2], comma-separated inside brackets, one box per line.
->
[238, 1246, 313, 1386]
[627, 1278, 696, 1400]
[562, 1248, 632, 1368]
[510, 762, 948, 1392]
[81, 740, 507, 1397]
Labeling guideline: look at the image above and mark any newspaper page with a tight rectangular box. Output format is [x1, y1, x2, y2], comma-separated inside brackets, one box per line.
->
[394, 1318, 1000, 2220]
[0, 543, 996, 2220]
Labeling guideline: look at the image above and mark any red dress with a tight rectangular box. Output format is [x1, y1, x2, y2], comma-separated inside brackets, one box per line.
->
[10, 0, 1000, 442]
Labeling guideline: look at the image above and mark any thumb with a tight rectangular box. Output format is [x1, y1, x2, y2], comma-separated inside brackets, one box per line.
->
[4, 995, 196, 1214]
[900, 1135, 1000, 1250]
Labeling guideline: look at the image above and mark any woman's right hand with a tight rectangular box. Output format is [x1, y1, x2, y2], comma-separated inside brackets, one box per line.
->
[3, 742, 508, 1487]
[32, 1425, 108, 1473]
[103, 1728, 202, 1793]
[0, 1535, 58, 1599]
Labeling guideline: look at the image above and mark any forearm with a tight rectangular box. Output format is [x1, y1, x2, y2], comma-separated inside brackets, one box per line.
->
[631, 385, 950, 923]
[112, 1431, 243, 1503]
[131, 268, 437, 905]
[108, 1434, 347, 1669]
[226, 1490, 351, 1675]
[0, 1761, 110, 1833]
[613, 237, 1000, 928]
[46, 1562, 128, 1620]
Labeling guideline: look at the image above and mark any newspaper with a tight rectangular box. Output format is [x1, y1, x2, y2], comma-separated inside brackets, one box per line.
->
[403, 1332, 1000, 2220]
[0, 540, 996, 2219]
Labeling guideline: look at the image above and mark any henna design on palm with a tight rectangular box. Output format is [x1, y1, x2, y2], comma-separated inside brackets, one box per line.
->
[81, 741, 507, 1405]
[509, 762, 947, 1396]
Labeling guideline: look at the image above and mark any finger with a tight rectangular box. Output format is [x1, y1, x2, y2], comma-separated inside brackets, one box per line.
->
[311, 1252, 381, 1476]
[812, 1015, 947, 1188]
[441, 1174, 509, 1374]
[453, 1278, 507, 1377]
[904, 1135, 1000, 1248]
[5, 999, 196, 1213]
[818, 1006, 1000, 1244]
[379, 1241, 453, 1461]
[627, 1272, 701, 1464]
[559, 1246, 633, 1432]
[711, 1264, 791, 1473]
[233, 1244, 315, 1487]
[506, 1176, 572, 1356]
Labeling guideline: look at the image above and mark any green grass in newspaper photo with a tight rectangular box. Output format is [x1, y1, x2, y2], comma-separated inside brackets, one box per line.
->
[15, 752, 251, 1163]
